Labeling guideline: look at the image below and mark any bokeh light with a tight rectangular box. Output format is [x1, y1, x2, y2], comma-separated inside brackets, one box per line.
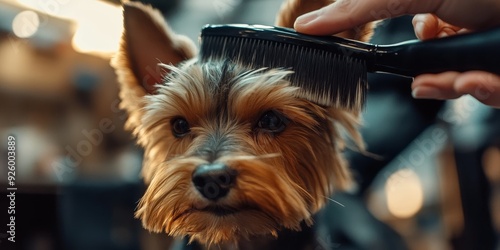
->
[12, 10, 40, 38]
[385, 168, 424, 219]
[16, 0, 123, 55]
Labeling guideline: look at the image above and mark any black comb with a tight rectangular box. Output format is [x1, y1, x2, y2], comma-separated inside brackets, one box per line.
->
[199, 24, 500, 109]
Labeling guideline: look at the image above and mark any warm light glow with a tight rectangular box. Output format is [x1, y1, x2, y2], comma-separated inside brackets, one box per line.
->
[385, 169, 424, 218]
[70, 2, 123, 55]
[16, 0, 123, 55]
[12, 10, 40, 38]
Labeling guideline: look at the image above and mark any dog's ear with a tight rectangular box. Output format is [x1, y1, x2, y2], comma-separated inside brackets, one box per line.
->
[275, 0, 375, 42]
[112, 2, 196, 131]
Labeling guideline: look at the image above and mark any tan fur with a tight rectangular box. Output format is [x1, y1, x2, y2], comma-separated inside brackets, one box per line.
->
[112, 0, 373, 247]
[134, 63, 354, 244]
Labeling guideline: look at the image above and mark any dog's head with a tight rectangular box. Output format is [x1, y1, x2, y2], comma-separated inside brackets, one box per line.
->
[112, 1, 373, 245]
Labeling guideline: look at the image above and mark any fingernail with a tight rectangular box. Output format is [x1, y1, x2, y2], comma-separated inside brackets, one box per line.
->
[412, 86, 442, 99]
[437, 31, 448, 38]
[414, 21, 424, 38]
[295, 10, 320, 27]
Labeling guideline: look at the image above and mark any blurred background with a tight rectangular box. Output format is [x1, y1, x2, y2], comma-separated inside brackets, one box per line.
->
[0, 0, 498, 249]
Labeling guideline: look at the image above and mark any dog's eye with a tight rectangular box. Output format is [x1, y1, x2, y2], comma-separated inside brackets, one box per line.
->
[256, 110, 288, 133]
[171, 117, 190, 137]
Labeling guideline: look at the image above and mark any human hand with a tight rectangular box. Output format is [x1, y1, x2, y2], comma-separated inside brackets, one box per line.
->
[411, 13, 500, 108]
[294, 0, 500, 35]
[294, 0, 500, 108]
[411, 71, 500, 108]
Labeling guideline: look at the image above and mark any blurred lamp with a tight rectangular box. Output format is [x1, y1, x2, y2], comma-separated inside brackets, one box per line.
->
[385, 168, 424, 219]
[12, 10, 40, 38]
[16, 0, 123, 56]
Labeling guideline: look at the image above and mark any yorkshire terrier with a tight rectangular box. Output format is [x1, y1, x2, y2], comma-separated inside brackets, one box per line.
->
[112, 0, 374, 249]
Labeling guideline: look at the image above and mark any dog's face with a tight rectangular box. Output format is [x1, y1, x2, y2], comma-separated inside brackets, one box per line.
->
[134, 60, 355, 244]
[112, 1, 371, 246]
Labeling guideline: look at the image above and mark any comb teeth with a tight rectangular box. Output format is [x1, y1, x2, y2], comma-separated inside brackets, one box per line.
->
[199, 34, 368, 110]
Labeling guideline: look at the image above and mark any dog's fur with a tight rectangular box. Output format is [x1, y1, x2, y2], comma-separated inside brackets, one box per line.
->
[112, 0, 374, 249]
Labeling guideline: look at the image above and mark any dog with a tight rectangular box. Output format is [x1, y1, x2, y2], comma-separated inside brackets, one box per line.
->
[112, 0, 374, 249]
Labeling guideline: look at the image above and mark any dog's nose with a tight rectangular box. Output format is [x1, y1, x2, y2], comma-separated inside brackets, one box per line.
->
[192, 163, 236, 201]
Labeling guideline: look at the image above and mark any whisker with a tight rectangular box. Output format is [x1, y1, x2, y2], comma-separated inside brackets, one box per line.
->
[254, 153, 281, 160]
[220, 153, 281, 162]
[323, 196, 345, 207]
